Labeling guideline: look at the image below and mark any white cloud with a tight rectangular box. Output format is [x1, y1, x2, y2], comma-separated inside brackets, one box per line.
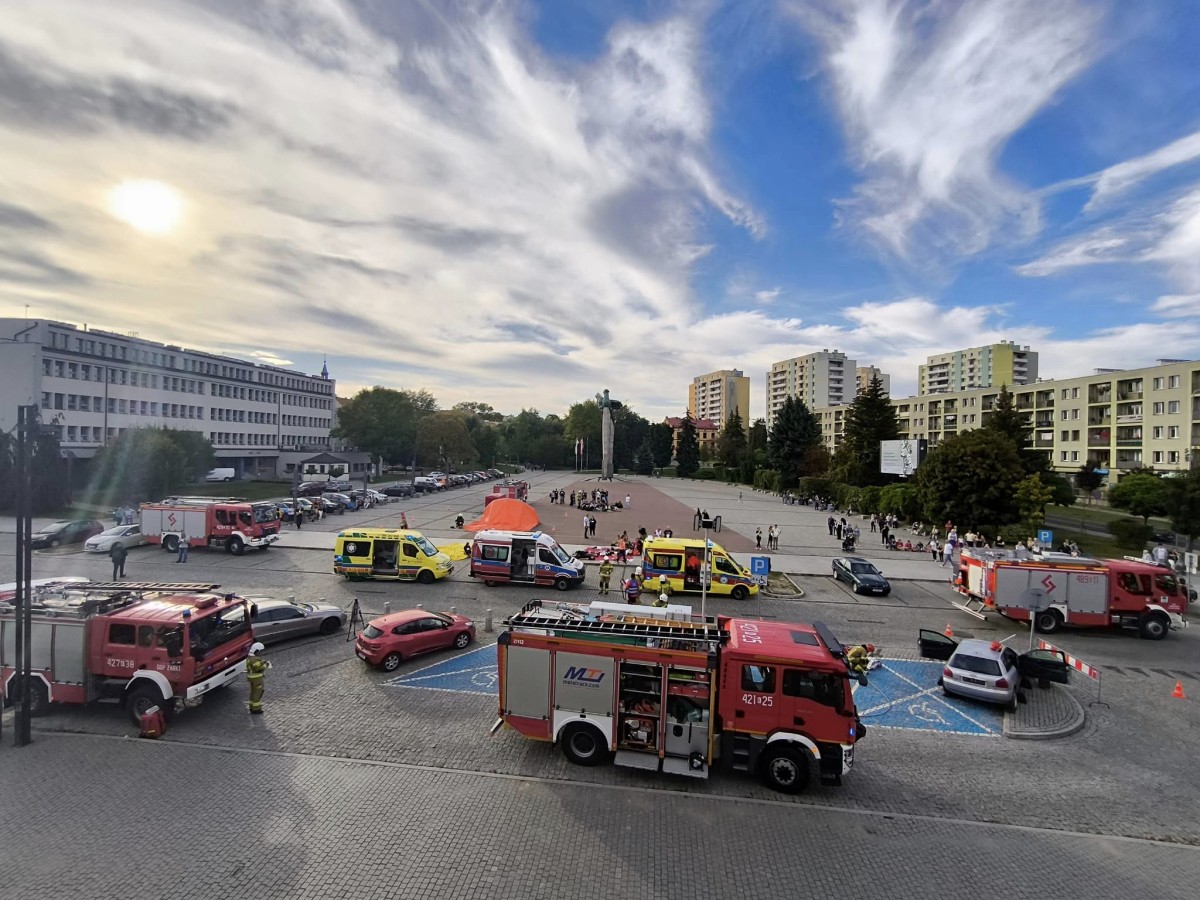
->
[754, 288, 782, 304]
[787, 0, 1100, 263]
[1086, 129, 1200, 210]
[1151, 294, 1200, 318]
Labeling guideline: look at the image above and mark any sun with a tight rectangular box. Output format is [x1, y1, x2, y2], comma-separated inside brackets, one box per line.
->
[108, 180, 184, 234]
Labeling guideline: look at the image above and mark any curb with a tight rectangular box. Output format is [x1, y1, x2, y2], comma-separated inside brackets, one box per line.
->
[1002, 684, 1086, 741]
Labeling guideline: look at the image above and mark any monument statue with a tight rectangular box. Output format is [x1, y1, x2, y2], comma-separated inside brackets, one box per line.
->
[596, 389, 622, 480]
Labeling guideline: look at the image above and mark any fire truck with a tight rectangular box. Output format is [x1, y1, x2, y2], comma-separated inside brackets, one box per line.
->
[140, 496, 280, 555]
[953, 549, 1188, 640]
[0, 580, 253, 724]
[493, 600, 863, 794]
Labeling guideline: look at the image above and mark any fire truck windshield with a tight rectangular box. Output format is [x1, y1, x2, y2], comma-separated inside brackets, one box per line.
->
[188, 603, 250, 656]
[251, 504, 278, 525]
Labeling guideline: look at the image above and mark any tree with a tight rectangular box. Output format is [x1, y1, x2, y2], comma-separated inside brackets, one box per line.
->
[415, 412, 478, 471]
[675, 413, 700, 478]
[984, 385, 1030, 447]
[333, 387, 437, 465]
[913, 430, 1025, 532]
[88, 428, 207, 504]
[648, 422, 674, 469]
[452, 401, 504, 422]
[1163, 469, 1200, 547]
[1107, 519, 1154, 553]
[717, 408, 748, 468]
[0, 425, 70, 513]
[837, 374, 900, 486]
[1108, 473, 1168, 525]
[1015, 474, 1055, 532]
[768, 396, 821, 488]
[563, 401, 602, 463]
[633, 437, 655, 475]
[1045, 473, 1077, 507]
[748, 418, 768, 455]
[1075, 463, 1105, 503]
[611, 406, 650, 471]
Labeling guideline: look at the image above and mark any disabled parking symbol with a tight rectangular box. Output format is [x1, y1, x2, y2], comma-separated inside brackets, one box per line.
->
[853, 659, 1003, 737]
[388, 643, 499, 696]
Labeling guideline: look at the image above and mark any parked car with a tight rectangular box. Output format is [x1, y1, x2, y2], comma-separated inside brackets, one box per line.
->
[298, 481, 328, 496]
[83, 524, 147, 553]
[487, 469, 503, 478]
[355, 609, 476, 672]
[249, 598, 346, 643]
[326, 480, 353, 492]
[413, 476, 440, 493]
[317, 496, 344, 514]
[831, 557, 891, 595]
[31, 519, 104, 550]
[383, 483, 414, 498]
[917, 630, 1070, 711]
[366, 489, 390, 504]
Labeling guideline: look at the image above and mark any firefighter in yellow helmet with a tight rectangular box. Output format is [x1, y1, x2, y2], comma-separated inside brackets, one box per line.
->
[246, 641, 270, 714]
[846, 643, 876, 676]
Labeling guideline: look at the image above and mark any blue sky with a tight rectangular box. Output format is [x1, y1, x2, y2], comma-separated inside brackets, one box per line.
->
[1, 0, 1198, 421]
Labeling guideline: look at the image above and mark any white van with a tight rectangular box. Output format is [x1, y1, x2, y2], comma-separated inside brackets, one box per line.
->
[205, 467, 237, 482]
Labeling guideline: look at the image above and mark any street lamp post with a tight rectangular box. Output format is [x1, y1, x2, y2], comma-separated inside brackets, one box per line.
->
[12, 404, 38, 746]
[700, 512, 714, 618]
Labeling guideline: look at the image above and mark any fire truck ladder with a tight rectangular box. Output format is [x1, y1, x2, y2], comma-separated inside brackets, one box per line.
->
[950, 591, 989, 621]
[59, 582, 222, 594]
[506, 601, 727, 650]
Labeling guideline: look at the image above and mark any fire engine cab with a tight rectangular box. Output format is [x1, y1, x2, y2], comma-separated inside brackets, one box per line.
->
[0, 580, 254, 723]
[954, 549, 1187, 639]
[494, 600, 862, 794]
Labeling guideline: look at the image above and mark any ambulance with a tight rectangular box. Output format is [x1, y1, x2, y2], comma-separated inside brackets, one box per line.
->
[639, 536, 758, 601]
[333, 528, 454, 583]
[470, 530, 585, 591]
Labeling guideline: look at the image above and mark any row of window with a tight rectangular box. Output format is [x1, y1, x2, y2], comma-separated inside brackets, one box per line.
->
[43, 393, 203, 419]
[1059, 450, 1183, 464]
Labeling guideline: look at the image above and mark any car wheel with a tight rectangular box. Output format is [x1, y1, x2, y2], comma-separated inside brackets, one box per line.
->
[454, 631, 471, 649]
[760, 745, 810, 794]
[1139, 613, 1169, 641]
[851, 582, 861, 594]
[319, 617, 341, 636]
[417, 569, 435, 584]
[731, 585, 748, 601]
[124, 684, 166, 726]
[1007, 694, 1019, 713]
[561, 723, 609, 767]
[380, 652, 403, 672]
[555, 577, 571, 592]
[1033, 609, 1062, 634]
[49, 538, 60, 549]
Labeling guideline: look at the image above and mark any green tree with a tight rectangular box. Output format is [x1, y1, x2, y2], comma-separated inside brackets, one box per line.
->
[648, 422, 675, 469]
[1046, 473, 1077, 507]
[0, 428, 70, 513]
[837, 375, 900, 486]
[633, 437, 655, 475]
[1015, 474, 1055, 532]
[415, 412, 478, 472]
[675, 413, 700, 478]
[748, 418, 768, 455]
[611, 406, 649, 471]
[333, 387, 437, 465]
[913, 430, 1024, 532]
[768, 396, 821, 488]
[717, 408, 748, 468]
[1108, 473, 1168, 525]
[563, 401, 603, 460]
[1075, 463, 1105, 502]
[1162, 469, 1200, 547]
[1107, 519, 1154, 553]
[452, 401, 504, 422]
[89, 428, 202, 503]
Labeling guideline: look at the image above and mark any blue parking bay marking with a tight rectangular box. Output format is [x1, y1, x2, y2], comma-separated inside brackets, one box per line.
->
[853, 659, 1003, 737]
[388, 644, 498, 695]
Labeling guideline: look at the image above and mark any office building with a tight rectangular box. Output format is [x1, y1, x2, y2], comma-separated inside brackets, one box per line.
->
[766, 350, 855, 428]
[0, 318, 339, 480]
[918, 341, 1037, 394]
[688, 369, 750, 431]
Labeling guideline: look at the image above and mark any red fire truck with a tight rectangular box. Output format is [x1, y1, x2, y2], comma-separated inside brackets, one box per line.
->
[140, 496, 280, 555]
[0, 580, 254, 723]
[954, 549, 1188, 639]
[494, 600, 863, 794]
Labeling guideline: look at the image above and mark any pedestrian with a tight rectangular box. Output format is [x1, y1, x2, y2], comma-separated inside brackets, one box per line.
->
[828, 515, 835, 536]
[109, 541, 127, 580]
[755, 527, 762, 549]
[929, 538, 939, 562]
[941, 539, 953, 568]
[880, 524, 889, 546]
[624, 568, 642, 604]
[400, 512, 409, 529]
[295, 505, 303, 529]
[616, 534, 627, 563]
[836, 522, 843, 540]
[177, 531, 189, 563]
[1153, 542, 1169, 566]
[625, 494, 632, 509]
[246, 642, 270, 714]
[870, 514, 878, 533]
[598, 558, 614, 595]
[583, 513, 590, 540]
[739, 491, 743, 503]
[771, 525, 781, 550]
[589, 515, 597, 538]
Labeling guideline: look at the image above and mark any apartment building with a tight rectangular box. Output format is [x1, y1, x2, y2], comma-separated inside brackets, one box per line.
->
[813, 358, 1199, 487]
[918, 342, 1037, 394]
[856, 366, 890, 397]
[0, 318, 336, 479]
[766, 350, 855, 429]
[688, 369, 750, 431]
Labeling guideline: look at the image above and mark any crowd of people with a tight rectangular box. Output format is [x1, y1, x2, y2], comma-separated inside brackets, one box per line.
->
[550, 487, 627, 512]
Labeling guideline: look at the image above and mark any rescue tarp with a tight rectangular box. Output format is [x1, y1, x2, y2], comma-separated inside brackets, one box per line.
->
[436, 541, 471, 561]
[465, 498, 539, 533]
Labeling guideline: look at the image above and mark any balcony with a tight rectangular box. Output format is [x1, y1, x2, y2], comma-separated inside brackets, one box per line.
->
[1115, 413, 1143, 424]
[1035, 436, 1054, 448]
[1035, 417, 1054, 429]
[1116, 458, 1143, 469]
[1117, 391, 1143, 401]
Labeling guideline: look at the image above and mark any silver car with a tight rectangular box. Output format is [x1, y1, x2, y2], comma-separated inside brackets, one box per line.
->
[84, 524, 147, 554]
[249, 598, 346, 643]
[918, 630, 1070, 710]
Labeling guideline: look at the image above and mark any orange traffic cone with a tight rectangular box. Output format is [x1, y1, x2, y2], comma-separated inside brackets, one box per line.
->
[1173, 681, 1186, 700]
[944, 623, 954, 638]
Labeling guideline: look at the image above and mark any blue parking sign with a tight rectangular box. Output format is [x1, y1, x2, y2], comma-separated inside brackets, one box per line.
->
[1038, 529, 1053, 545]
[750, 556, 771, 576]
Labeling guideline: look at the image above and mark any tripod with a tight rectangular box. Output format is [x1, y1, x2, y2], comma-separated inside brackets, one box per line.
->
[346, 597, 366, 641]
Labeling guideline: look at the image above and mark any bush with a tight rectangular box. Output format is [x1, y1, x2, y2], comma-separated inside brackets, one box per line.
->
[997, 524, 1026, 546]
[857, 486, 881, 514]
[755, 469, 781, 492]
[659, 466, 677, 477]
[694, 468, 717, 480]
[1108, 519, 1153, 553]
[799, 476, 834, 499]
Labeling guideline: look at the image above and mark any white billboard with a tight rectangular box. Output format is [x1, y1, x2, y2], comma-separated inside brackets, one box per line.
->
[880, 439, 925, 477]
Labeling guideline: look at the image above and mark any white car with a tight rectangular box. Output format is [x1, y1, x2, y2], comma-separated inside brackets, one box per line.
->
[84, 524, 147, 553]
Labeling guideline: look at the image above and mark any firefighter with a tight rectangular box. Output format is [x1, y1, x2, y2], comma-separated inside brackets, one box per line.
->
[246, 642, 270, 714]
[598, 558, 614, 595]
[624, 568, 642, 604]
[846, 643, 876, 676]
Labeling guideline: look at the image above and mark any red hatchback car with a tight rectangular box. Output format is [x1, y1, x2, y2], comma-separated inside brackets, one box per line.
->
[355, 609, 475, 671]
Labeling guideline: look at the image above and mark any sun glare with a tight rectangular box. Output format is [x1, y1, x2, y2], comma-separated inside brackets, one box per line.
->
[108, 180, 184, 234]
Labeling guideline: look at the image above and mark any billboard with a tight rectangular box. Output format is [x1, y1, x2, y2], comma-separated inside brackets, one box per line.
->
[880, 439, 926, 477]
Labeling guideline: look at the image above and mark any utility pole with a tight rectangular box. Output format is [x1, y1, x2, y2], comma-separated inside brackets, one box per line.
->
[13, 404, 37, 746]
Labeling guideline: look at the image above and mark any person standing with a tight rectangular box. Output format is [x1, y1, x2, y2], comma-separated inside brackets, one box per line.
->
[624, 494, 632, 509]
[941, 539, 954, 568]
[598, 559, 614, 595]
[929, 538, 939, 562]
[177, 531, 189, 564]
[624, 569, 642, 604]
[109, 541, 127, 580]
[870, 514, 878, 533]
[739, 491, 743, 503]
[880, 523, 890, 546]
[755, 527, 762, 549]
[1153, 542, 1169, 566]
[827, 515, 835, 536]
[583, 513, 591, 540]
[590, 515, 597, 538]
[616, 534, 627, 563]
[295, 504, 303, 529]
[245, 642, 270, 714]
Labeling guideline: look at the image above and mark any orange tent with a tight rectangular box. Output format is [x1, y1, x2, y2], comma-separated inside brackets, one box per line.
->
[465, 498, 540, 532]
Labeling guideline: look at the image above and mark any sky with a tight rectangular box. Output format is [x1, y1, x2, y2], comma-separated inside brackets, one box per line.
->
[1, 0, 1199, 423]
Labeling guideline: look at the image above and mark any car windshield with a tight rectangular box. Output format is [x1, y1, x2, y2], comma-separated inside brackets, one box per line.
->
[415, 536, 440, 557]
[850, 563, 879, 575]
[950, 653, 1002, 676]
[363, 625, 384, 639]
[550, 543, 572, 565]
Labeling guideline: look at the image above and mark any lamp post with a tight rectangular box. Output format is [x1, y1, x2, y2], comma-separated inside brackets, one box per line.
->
[700, 512, 714, 619]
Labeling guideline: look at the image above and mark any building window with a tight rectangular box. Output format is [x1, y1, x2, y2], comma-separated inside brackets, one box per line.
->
[1168, 426, 1180, 439]
[1153, 402, 1165, 415]
[1168, 400, 1180, 414]
[1060, 451, 1068, 462]
[1168, 451, 1180, 464]
[1070, 451, 1079, 461]
[1153, 377, 1164, 390]
[1071, 430, 1080, 441]
[1153, 451, 1163, 463]
[1168, 375, 1180, 388]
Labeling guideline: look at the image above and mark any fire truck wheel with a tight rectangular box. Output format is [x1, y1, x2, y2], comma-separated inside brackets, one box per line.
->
[561, 723, 608, 767]
[229, 538, 245, 556]
[1033, 609, 1062, 634]
[380, 652, 404, 672]
[163, 535, 179, 553]
[417, 569, 435, 584]
[731, 586, 749, 601]
[9, 679, 50, 716]
[483, 580, 497, 587]
[761, 745, 810, 794]
[1139, 613, 1169, 641]
[125, 684, 166, 725]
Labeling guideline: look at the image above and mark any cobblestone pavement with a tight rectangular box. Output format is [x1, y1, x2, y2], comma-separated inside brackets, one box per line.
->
[2, 735, 1198, 900]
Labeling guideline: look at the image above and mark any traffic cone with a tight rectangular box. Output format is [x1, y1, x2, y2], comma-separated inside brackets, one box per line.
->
[1173, 680, 1186, 700]
[944, 623, 954, 638]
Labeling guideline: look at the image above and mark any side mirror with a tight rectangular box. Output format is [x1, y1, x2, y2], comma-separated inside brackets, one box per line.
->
[250, 603, 259, 619]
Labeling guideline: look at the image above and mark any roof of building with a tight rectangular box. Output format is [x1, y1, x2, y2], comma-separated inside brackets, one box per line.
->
[664, 416, 719, 430]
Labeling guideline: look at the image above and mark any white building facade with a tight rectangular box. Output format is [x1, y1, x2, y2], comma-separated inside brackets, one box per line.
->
[766, 350, 855, 429]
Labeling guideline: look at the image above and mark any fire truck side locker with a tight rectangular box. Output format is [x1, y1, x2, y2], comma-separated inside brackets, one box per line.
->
[994, 565, 1110, 626]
